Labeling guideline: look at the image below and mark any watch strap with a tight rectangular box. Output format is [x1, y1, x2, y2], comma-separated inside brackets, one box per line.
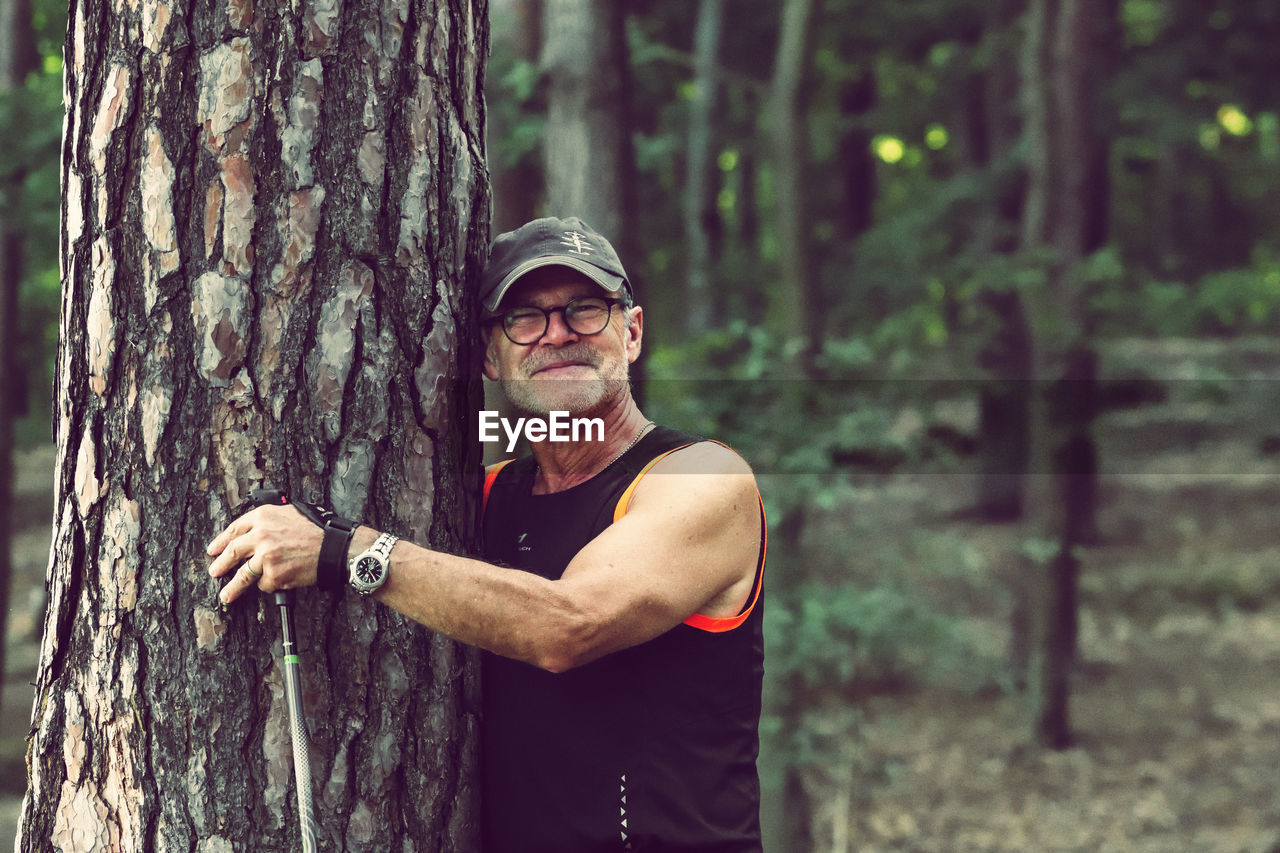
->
[249, 488, 358, 592]
[317, 520, 356, 591]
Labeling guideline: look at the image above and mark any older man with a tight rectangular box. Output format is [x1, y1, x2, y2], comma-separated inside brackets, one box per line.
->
[208, 216, 766, 852]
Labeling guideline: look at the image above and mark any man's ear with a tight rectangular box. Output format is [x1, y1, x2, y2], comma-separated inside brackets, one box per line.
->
[625, 305, 643, 364]
[482, 334, 500, 381]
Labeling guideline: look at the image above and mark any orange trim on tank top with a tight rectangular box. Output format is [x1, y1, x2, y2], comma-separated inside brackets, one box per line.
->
[482, 459, 515, 515]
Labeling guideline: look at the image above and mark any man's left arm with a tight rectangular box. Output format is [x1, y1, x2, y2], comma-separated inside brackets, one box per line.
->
[206, 442, 762, 671]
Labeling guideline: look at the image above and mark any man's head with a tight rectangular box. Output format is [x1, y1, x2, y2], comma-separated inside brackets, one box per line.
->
[480, 217, 642, 418]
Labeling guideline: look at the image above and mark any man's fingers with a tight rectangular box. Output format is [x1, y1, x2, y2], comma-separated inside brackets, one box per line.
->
[208, 534, 254, 579]
[207, 511, 256, 557]
[220, 560, 263, 605]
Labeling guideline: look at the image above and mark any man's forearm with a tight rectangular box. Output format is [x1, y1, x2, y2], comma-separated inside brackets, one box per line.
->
[368, 532, 588, 672]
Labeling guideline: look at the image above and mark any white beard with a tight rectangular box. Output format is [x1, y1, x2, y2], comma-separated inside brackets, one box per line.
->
[500, 343, 630, 417]
[501, 375, 630, 418]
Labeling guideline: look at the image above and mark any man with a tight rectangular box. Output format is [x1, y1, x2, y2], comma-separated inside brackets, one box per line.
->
[207, 216, 766, 851]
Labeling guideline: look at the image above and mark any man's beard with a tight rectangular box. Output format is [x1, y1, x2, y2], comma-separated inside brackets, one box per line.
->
[500, 345, 629, 417]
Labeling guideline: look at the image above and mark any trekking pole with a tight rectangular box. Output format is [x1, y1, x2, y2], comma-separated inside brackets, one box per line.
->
[251, 489, 319, 853]
[276, 589, 319, 853]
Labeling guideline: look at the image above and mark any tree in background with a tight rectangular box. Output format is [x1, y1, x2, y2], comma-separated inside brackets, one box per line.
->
[1017, 0, 1114, 749]
[0, 0, 40, 720]
[682, 0, 724, 336]
[540, 0, 638, 264]
[19, 0, 487, 849]
[488, 0, 544, 233]
[767, 0, 820, 357]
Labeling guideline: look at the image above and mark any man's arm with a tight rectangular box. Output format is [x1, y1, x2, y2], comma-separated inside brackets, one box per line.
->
[207, 442, 761, 672]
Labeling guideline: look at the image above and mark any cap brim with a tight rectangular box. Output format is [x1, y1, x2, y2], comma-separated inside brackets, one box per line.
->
[483, 256, 626, 314]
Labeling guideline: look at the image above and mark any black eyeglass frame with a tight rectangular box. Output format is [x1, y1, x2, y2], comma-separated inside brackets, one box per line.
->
[488, 297, 626, 345]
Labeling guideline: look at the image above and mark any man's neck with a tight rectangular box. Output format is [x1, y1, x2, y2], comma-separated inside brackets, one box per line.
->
[529, 395, 650, 494]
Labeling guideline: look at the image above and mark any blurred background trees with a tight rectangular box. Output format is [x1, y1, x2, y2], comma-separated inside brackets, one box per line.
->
[5, 0, 1280, 847]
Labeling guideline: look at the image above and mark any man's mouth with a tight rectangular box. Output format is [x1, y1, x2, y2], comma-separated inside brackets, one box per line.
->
[532, 360, 593, 376]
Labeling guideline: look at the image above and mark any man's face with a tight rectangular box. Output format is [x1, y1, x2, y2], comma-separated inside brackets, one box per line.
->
[483, 267, 643, 418]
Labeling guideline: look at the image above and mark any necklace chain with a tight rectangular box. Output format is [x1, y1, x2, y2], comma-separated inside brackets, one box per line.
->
[605, 421, 654, 469]
[535, 421, 654, 478]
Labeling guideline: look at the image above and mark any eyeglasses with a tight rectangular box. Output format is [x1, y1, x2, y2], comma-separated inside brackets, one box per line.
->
[492, 297, 623, 345]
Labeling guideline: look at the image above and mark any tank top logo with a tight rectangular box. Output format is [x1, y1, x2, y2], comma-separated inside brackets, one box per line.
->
[620, 772, 632, 849]
[517, 532, 532, 552]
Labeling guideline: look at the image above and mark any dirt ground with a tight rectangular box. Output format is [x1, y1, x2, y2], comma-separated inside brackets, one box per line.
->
[4, 339, 1280, 851]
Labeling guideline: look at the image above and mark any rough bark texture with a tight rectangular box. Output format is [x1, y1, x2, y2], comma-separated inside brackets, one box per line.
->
[20, 1, 489, 850]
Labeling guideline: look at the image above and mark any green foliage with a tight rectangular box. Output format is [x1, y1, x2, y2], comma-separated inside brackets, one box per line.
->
[2, 51, 63, 446]
[766, 582, 989, 696]
[486, 47, 544, 169]
[1094, 251, 1280, 336]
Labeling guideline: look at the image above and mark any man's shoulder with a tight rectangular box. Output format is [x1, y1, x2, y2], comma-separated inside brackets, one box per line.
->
[644, 429, 755, 480]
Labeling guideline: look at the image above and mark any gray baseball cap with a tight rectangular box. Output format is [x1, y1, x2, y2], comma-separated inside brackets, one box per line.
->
[480, 216, 632, 314]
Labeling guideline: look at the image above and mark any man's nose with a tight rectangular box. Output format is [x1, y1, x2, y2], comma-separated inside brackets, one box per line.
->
[540, 308, 579, 345]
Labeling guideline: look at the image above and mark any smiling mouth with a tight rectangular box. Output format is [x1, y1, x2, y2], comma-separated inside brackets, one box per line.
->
[533, 362, 593, 376]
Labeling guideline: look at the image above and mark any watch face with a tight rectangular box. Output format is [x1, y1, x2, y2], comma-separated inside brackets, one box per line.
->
[354, 556, 383, 586]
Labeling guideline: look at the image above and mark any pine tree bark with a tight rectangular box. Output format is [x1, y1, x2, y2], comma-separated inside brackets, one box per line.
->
[19, 1, 489, 850]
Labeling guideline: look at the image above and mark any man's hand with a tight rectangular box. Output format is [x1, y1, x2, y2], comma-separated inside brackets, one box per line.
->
[206, 504, 326, 604]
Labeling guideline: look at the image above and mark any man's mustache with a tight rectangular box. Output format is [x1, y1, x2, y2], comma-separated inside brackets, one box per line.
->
[522, 345, 603, 375]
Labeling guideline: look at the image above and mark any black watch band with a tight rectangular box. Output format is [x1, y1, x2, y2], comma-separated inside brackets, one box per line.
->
[317, 518, 357, 591]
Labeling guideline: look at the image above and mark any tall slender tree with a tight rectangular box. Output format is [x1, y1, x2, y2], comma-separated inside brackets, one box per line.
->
[1018, 0, 1110, 749]
[767, 0, 819, 356]
[489, 0, 544, 233]
[683, 0, 724, 335]
[0, 0, 40, 721]
[540, 0, 637, 255]
[19, 1, 488, 850]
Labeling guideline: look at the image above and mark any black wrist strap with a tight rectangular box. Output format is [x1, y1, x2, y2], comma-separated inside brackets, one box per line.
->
[250, 488, 357, 591]
[317, 519, 356, 591]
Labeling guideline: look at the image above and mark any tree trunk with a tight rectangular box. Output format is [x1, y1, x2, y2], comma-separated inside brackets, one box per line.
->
[19, 2, 489, 850]
[540, 0, 644, 398]
[489, 0, 545, 233]
[0, 0, 39, 722]
[684, 0, 724, 336]
[974, 0, 1033, 525]
[540, 0, 636, 251]
[1018, 0, 1109, 750]
[767, 0, 819, 355]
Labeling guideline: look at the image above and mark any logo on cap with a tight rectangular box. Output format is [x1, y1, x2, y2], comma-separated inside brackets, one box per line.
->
[559, 231, 594, 255]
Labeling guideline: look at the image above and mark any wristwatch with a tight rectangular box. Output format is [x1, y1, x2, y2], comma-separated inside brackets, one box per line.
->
[349, 532, 398, 596]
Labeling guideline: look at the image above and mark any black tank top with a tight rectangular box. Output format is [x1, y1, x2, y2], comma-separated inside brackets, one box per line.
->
[480, 426, 765, 853]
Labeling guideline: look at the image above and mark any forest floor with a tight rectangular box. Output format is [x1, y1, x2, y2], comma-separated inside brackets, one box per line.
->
[4, 338, 1280, 851]
[783, 337, 1280, 852]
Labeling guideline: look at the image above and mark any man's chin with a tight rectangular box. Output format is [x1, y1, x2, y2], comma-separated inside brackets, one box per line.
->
[501, 377, 628, 419]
